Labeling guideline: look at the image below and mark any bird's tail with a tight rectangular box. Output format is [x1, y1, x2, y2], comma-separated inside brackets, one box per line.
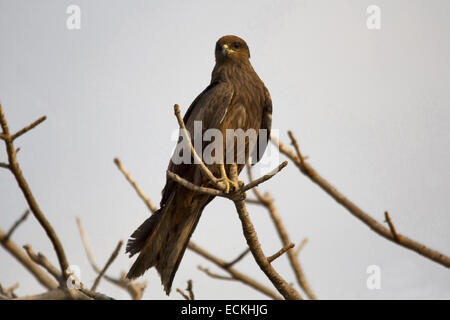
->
[125, 191, 208, 294]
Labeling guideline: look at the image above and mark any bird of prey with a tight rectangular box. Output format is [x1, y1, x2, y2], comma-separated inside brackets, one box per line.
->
[126, 35, 273, 294]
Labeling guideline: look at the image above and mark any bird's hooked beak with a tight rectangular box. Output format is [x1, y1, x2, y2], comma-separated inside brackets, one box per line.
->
[221, 44, 235, 56]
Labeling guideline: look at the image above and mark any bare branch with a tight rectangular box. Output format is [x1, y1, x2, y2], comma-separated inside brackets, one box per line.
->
[14, 286, 113, 300]
[15, 288, 93, 300]
[114, 158, 157, 213]
[11, 115, 47, 141]
[23, 244, 63, 284]
[384, 211, 400, 242]
[197, 266, 235, 280]
[247, 165, 317, 299]
[0, 283, 19, 299]
[78, 285, 114, 300]
[0, 162, 9, 169]
[76, 218, 147, 299]
[176, 279, 194, 300]
[176, 288, 190, 300]
[0, 229, 58, 290]
[240, 161, 288, 193]
[273, 131, 450, 268]
[167, 170, 223, 197]
[174, 104, 226, 191]
[223, 248, 250, 268]
[4, 209, 30, 240]
[187, 279, 195, 300]
[0, 104, 70, 280]
[231, 196, 302, 300]
[76, 218, 100, 271]
[245, 198, 262, 205]
[287, 130, 306, 166]
[267, 243, 295, 263]
[169, 160, 301, 298]
[90, 240, 123, 292]
[188, 242, 282, 300]
[170, 104, 302, 299]
[294, 238, 308, 257]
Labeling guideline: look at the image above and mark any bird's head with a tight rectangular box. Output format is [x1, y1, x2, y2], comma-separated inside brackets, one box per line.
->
[215, 35, 250, 63]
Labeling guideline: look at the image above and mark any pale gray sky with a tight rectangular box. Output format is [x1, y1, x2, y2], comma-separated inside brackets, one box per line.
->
[0, 0, 449, 299]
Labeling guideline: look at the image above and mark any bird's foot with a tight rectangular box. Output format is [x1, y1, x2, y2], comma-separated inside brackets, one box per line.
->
[220, 176, 241, 194]
[219, 164, 244, 194]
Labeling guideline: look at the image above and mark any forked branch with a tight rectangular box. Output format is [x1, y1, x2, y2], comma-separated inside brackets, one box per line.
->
[0, 104, 70, 280]
[273, 131, 450, 268]
[168, 105, 302, 299]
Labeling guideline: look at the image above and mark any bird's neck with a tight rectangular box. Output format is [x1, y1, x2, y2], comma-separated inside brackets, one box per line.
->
[211, 60, 255, 84]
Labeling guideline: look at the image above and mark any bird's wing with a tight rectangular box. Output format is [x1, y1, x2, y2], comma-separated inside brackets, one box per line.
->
[254, 86, 272, 163]
[160, 81, 234, 207]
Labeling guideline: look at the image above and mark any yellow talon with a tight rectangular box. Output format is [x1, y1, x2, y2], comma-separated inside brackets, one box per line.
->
[219, 164, 240, 193]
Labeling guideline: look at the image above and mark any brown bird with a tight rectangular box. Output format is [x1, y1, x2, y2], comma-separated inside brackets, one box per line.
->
[126, 35, 273, 294]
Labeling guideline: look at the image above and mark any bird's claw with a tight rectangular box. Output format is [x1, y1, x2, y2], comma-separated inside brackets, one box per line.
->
[220, 177, 244, 194]
[219, 164, 245, 194]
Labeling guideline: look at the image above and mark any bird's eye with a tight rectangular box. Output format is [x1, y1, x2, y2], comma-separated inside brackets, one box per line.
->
[232, 42, 242, 50]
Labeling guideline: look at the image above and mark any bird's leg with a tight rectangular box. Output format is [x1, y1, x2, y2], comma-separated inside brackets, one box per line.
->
[219, 164, 246, 194]
[219, 164, 239, 193]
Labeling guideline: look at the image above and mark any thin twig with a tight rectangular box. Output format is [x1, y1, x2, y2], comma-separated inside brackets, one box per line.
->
[6, 283, 19, 298]
[273, 131, 450, 268]
[0, 229, 58, 290]
[245, 198, 262, 205]
[240, 161, 288, 193]
[294, 238, 308, 257]
[197, 266, 235, 280]
[0, 283, 19, 299]
[287, 130, 305, 166]
[90, 240, 123, 292]
[267, 243, 295, 263]
[23, 244, 63, 284]
[5, 209, 30, 240]
[76, 218, 147, 299]
[18, 241, 113, 300]
[186, 279, 194, 300]
[384, 212, 400, 242]
[223, 248, 250, 268]
[174, 104, 225, 191]
[176, 288, 190, 300]
[114, 158, 157, 213]
[176, 279, 194, 300]
[11, 116, 47, 141]
[166, 170, 223, 197]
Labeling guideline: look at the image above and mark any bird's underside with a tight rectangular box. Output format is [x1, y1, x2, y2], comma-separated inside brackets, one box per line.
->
[126, 35, 272, 294]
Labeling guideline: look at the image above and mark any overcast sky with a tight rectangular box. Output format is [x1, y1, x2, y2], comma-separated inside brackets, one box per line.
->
[1, 0, 449, 299]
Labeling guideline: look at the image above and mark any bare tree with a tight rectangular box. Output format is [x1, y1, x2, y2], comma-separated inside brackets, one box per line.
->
[1, 102, 448, 300]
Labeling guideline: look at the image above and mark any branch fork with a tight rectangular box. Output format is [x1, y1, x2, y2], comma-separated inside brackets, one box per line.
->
[168, 104, 302, 300]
